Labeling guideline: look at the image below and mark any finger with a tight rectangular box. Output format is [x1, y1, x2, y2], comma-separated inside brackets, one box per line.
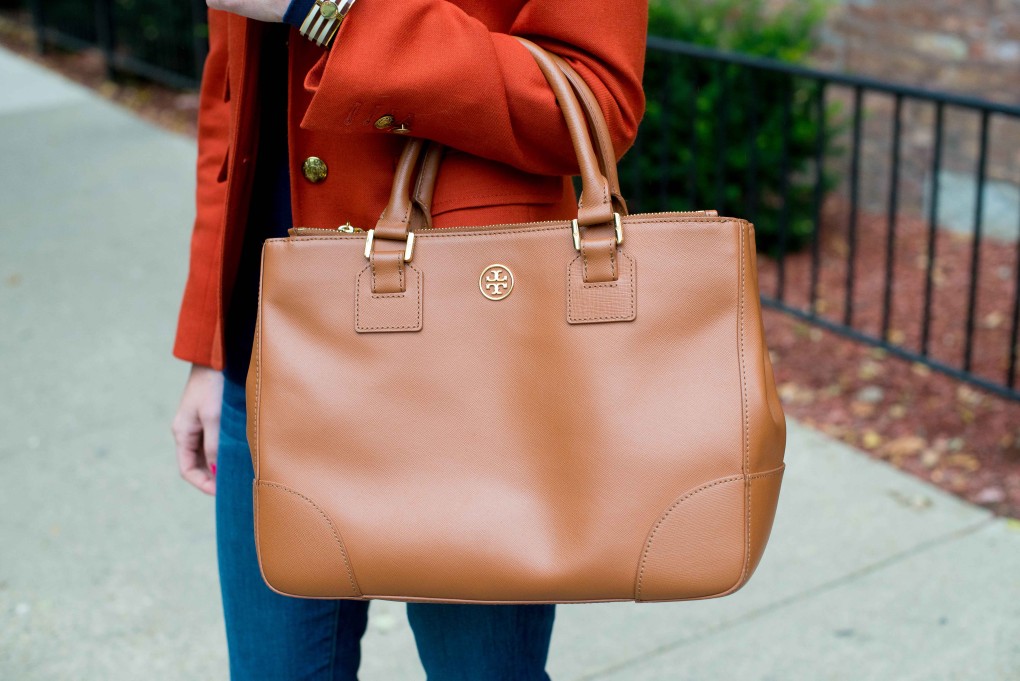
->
[175, 428, 216, 496]
[180, 451, 216, 495]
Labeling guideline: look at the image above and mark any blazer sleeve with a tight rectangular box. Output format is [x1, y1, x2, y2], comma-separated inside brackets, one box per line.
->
[299, 0, 648, 175]
[172, 8, 232, 369]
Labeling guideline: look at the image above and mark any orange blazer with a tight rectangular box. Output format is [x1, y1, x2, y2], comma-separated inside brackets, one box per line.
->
[173, 0, 648, 368]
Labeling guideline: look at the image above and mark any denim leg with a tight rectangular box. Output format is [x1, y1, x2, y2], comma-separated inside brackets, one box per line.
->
[215, 375, 370, 681]
[407, 602, 556, 681]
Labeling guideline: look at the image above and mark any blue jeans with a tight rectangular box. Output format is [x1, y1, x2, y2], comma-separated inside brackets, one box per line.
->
[215, 375, 556, 680]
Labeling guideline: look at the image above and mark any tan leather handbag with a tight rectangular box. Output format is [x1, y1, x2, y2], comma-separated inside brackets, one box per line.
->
[246, 37, 787, 604]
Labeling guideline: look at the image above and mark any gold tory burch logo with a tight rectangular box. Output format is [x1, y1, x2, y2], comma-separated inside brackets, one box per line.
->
[479, 264, 514, 301]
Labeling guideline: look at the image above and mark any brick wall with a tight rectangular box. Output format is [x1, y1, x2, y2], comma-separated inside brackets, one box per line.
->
[818, 0, 1020, 105]
[803, 0, 1020, 233]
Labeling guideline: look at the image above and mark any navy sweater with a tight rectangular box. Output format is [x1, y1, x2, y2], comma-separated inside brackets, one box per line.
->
[282, 0, 318, 29]
[223, 23, 293, 385]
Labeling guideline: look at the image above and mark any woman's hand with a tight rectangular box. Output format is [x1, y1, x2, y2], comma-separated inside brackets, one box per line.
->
[172, 363, 224, 496]
[206, 0, 290, 24]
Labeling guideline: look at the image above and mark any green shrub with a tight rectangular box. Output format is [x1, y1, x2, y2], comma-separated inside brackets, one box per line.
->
[621, 0, 843, 253]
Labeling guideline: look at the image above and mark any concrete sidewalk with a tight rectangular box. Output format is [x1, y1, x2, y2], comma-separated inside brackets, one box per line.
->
[0, 46, 1017, 680]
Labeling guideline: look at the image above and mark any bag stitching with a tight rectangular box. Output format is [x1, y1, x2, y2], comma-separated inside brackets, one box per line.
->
[257, 480, 362, 597]
[369, 251, 405, 293]
[738, 224, 752, 586]
[579, 236, 618, 282]
[747, 464, 785, 480]
[277, 218, 749, 245]
[253, 249, 264, 479]
[634, 465, 784, 600]
[567, 252, 635, 323]
[635, 475, 743, 599]
[356, 265, 422, 331]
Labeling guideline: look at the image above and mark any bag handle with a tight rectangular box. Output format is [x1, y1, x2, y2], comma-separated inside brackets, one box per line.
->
[366, 37, 625, 290]
[545, 49, 628, 217]
[409, 49, 629, 224]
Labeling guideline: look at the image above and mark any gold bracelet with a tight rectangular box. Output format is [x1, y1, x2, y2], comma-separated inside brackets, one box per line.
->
[299, 0, 355, 47]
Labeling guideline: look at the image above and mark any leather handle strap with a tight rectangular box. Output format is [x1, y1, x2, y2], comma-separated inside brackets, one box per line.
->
[544, 50, 628, 216]
[409, 141, 443, 230]
[514, 36, 615, 228]
[370, 37, 624, 288]
[409, 50, 630, 219]
[365, 137, 424, 295]
[373, 136, 426, 242]
[380, 37, 623, 236]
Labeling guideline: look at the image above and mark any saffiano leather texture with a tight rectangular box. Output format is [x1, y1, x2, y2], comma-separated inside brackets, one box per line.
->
[246, 38, 787, 603]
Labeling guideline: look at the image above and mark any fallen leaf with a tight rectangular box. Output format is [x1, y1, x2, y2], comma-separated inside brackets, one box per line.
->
[948, 474, 969, 491]
[855, 385, 885, 404]
[920, 449, 941, 468]
[884, 436, 926, 457]
[858, 360, 883, 380]
[831, 238, 848, 257]
[911, 363, 932, 377]
[778, 382, 816, 405]
[945, 453, 980, 472]
[821, 383, 844, 398]
[862, 430, 883, 449]
[887, 404, 907, 419]
[821, 424, 846, 439]
[851, 401, 877, 417]
[982, 311, 1005, 329]
[956, 385, 983, 407]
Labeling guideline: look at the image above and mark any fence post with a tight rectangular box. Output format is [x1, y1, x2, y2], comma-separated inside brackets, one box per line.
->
[94, 0, 116, 81]
[27, 0, 46, 54]
[191, 0, 209, 85]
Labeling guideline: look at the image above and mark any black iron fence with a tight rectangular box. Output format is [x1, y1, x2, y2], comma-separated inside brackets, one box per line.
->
[23, 0, 207, 89]
[14, 9, 1020, 400]
[622, 38, 1020, 401]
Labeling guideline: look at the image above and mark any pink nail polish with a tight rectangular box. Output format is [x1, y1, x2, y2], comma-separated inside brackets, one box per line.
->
[210, 463, 217, 476]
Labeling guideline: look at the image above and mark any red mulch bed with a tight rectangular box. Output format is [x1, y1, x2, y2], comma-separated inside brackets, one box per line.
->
[759, 198, 1020, 519]
[5, 14, 1018, 517]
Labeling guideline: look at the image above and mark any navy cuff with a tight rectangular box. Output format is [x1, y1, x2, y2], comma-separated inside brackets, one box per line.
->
[282, 0, 317, 28]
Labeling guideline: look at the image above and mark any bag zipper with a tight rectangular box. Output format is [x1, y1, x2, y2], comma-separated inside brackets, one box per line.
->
[288, 210, 719, 238]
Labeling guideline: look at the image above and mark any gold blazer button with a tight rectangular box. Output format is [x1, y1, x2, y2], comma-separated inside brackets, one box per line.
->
[302, 156, 328, 183]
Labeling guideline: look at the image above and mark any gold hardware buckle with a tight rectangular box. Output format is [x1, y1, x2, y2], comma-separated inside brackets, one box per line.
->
[364, 229, 415, 262]
[572, 212, 623, 251]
